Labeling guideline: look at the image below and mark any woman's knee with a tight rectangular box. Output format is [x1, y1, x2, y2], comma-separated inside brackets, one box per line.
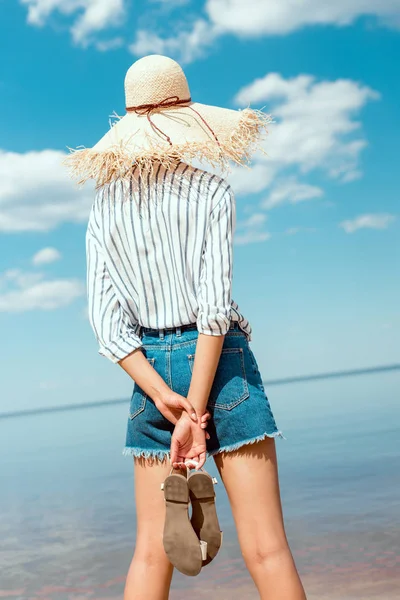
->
[134, 538, 169, 567]
[242, 537, 292, 569]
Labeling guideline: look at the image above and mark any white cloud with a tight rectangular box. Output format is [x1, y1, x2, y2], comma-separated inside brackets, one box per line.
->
[235, 212, 270, 245]
[0, 268, 84, 313]
[235, 231, 271, 245]
[32, 247, 62, 266]
[227, 73, 379, 200]
[206, 0, 400, 37]
[236, 73, 314, 106]
[0, 149, 93, 232]
[262, 179, 323, 210]
[227, 162, 276, 196]
[340, 213, 396, 233]
[129, 0, 400, 65]
[340, 170, 363, 183]
[239, 213, 267, 227]
[1, 269, 44, 289]
[224, 72, 380, 228]
[235, 74, 379, 179]
[130, 19, 221, 64]
[20, 0, 125, 46]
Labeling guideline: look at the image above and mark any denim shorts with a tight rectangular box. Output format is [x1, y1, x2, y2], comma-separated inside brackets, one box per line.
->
[124, 322, 284, 460]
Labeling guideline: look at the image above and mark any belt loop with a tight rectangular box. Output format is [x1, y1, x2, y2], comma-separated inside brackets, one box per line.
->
[159, 328, 165, 340]
[176, 326, 182, 337]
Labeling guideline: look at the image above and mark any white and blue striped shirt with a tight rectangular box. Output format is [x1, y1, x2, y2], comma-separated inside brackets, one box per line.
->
[86, 161, 252, 363]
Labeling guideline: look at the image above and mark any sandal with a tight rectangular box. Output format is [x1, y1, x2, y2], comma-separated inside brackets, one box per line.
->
[161, 467, 204, 576]
[186, 462, 223, 566]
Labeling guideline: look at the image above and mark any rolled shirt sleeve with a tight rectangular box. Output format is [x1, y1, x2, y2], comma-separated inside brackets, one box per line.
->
[196, 185, 235, 336]
[86, 202, 143, 364]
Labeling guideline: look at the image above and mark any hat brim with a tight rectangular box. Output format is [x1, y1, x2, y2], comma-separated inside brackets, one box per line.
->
[64, 102, 271, 186]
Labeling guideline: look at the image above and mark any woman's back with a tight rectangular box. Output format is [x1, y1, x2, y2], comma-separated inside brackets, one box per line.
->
[86, 161, 251, 362]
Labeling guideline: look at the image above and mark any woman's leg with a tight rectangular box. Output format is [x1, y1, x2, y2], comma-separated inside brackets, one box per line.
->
[124, 457, 174, 600]
[214, 437, 307, 600]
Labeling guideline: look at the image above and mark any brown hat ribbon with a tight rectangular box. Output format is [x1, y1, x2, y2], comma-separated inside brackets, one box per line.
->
[126, 95, 221, 148]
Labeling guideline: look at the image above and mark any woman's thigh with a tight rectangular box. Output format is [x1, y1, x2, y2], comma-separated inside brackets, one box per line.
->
[213, 438, 288, 559]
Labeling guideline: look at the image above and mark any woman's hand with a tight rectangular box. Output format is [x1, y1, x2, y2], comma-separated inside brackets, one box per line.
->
[155, 390, 211, 427]
[170, 412, 208, 470]
[119, 350, 210, 426]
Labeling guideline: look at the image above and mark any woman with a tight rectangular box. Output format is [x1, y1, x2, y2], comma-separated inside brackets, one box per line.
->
[70, 54, 306, 599]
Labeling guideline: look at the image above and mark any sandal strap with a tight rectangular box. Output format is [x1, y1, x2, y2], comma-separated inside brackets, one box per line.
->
[160, 462, 218, 490]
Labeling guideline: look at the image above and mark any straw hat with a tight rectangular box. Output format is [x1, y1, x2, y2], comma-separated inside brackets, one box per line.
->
[65, 54, 271, 186]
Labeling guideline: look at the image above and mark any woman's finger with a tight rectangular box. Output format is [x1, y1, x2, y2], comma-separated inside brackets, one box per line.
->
[176, 397, 197, 422]
[173, 461, 186, 469]
[170, 436, 179, 465]
[201, 411, 211, 423]
[197, 451, 206, 470]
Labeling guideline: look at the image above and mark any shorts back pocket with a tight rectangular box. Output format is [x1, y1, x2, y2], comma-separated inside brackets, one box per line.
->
[129, 357, 155, 420]
[188, 347, 249, 410]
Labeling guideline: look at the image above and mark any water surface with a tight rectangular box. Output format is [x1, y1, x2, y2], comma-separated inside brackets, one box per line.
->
[1, 372, 399, 599]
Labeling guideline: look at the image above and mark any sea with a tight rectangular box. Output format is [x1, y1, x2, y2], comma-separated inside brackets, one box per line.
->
[1, 370, 399, 599]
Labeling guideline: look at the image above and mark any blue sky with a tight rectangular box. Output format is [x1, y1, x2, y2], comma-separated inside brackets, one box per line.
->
[0, 0, 399, 412]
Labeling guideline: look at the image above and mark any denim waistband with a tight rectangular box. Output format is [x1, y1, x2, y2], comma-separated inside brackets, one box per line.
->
[139, 321, 241, 338]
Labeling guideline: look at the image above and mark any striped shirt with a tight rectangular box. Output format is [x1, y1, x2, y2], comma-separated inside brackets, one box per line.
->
[86, 161, 252, 363]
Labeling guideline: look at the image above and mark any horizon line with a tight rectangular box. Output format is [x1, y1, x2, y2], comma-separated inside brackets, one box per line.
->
[1, 363, 399, 420]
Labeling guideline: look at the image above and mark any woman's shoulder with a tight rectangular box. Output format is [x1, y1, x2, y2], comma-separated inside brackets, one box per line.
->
[187, 164, 234, 206]
[91, 178, 129, 214]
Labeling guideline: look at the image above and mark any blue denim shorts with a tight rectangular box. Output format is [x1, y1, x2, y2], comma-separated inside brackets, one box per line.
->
[124, 322, 284, 460]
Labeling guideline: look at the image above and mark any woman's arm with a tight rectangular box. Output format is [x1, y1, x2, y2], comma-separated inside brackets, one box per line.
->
[186, 333, 225, 417]
[188, 184, 236, 416]
[119, 350, 201, 425]
[171, 184, 236, 467]
[86, 212, 143, 364]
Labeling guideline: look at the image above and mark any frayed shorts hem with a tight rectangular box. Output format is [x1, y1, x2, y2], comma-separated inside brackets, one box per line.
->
[123, 430, 285, 462]
[207, 430, 286, 457]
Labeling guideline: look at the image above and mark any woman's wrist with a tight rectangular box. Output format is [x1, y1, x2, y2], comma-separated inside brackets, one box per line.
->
[151, 384, 175, 405]
[159, 388, 209, 418]
[178, 408, 205, 426]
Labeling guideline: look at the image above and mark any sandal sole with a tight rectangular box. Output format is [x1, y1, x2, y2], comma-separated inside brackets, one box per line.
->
[163, 473, 203, 576]
[188, 472, 222, 566]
